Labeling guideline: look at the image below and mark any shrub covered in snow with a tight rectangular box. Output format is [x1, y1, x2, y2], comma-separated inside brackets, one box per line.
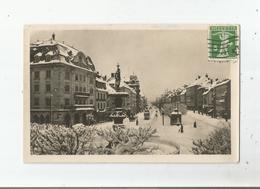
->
[30, 123, 96, 155]
[192, 125, 231, 154]
[96, 126, 157, 154]
[30, 123, 157, 155]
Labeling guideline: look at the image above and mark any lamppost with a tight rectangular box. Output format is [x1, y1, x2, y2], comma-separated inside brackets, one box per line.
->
[50, 88, 58, 124]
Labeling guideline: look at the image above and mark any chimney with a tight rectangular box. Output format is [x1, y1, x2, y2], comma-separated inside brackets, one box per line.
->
[104, 75, 107, 80]
[205, 73, 208, 78]
[210, 79, 213, 84]
[198, 75, 201, 79]
[52, 33, 55, 40]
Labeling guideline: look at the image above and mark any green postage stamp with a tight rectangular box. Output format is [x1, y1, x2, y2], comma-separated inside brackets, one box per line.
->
[208, 25, 240, 63]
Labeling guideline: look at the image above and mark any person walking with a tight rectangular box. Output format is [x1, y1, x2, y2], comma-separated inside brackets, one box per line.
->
[193, 121, 197, 128]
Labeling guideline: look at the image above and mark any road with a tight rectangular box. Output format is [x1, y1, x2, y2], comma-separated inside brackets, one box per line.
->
[94, 106, 230, 154]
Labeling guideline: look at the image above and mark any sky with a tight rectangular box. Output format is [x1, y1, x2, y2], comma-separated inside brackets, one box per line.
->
[30, 28, 231, 101]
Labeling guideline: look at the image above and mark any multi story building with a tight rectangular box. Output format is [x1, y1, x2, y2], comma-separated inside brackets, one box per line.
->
[30, 34, 96, 126]
[95, 75, 108, 122]
[125, 75, 141, 113]
[120, 82, 137, 116]
[214, 79, 231, 119]
[107, 73, 136, 116]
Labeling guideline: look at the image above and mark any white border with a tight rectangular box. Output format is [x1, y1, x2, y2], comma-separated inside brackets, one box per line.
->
[0, 0, 259, 186]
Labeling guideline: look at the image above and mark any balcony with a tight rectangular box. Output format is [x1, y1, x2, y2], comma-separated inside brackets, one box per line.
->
[73, 104, 95, 111]
[74, 92, 90, 98]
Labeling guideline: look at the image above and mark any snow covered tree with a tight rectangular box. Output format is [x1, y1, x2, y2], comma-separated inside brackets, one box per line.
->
[96, 126, 157, 154]
[30, 123, 96, 155]
[192, 125, 231, 154]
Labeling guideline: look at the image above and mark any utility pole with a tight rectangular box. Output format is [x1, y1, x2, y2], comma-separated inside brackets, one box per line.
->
[162, 109, 164, 126]
[50, 88, 58, 124]
[50, 94, 52, 124]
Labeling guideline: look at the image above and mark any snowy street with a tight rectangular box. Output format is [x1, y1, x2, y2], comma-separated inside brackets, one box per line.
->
[94, 107, 230, 154]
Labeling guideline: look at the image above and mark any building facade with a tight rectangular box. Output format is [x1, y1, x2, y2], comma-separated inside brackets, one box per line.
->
[125, 75, 141, 113]
[214, 79, 231, 119]
[95, 76, 108, 122]
[30, 35, 96, 126]
[120, 82, 137, 116]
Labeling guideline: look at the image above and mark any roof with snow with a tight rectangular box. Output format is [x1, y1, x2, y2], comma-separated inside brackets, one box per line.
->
[186, 75, 216, 91]
[202, 79, 230, 95]
[107, 76, 136, 94]
[120, 81, 136, 94]
[106, 82, 117, 95]
[30, 38, 95, 72]
[180, 89, 186, 95]
[96, 77, 106, 84]
[214, 79, 230, 88]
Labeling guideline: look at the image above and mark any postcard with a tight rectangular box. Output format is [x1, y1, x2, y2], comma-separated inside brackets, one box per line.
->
[24, 25, 239, 163]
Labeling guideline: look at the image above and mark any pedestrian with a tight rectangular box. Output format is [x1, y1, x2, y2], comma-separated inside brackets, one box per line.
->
[136, 118, 139, 126]
[179, 124, 184, 133]
[193, 121, 197, 128]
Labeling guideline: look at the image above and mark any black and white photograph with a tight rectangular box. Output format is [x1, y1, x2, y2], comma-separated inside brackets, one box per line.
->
[24, 25, 239, 163]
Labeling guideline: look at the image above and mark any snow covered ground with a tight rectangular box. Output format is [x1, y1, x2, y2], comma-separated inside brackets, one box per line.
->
[92, 107, 230, 154]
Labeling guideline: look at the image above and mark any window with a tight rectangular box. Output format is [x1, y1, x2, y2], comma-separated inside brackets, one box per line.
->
[90, 99, 93, 104]
[83, 76, 86, 82]
[83, 87, 86, 92]
[65, 85, 70, 93]
[89, 76, 93, 84]
[65, 71, 70, 80]
[90, 87, 93, 95]
[75, 74, 78, 81]
[45, 55, 51, 62]
[34, 56, 40, 63]
[45, 97, 51, 106]
[79, 75, 82, 81]
[34, 71, 40, 80]
[34, 84, 39, 92]
[65, 98, 70, 106]
[46, 70, 51, 79]
[46, 84, 51, 93]
[79, 56, 83, 63]
[34, 97, 39, 106]
[75, 86, 78, 92]
[79, 86, 82, 92]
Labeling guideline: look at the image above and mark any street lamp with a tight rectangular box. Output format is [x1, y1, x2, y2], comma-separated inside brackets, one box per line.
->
[50, 88, 58, 124]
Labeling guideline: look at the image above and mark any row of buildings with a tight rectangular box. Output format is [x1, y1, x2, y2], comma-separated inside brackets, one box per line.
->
[155, 74, 231, 120]
[30, 34, 147, 126]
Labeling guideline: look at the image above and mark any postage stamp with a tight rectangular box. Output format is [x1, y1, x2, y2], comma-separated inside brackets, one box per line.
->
[208, 25, 240, 63]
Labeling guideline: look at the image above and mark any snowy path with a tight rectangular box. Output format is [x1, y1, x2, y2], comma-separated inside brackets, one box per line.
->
[91, 107, 230, 154]
[148, 108, 230, 154]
